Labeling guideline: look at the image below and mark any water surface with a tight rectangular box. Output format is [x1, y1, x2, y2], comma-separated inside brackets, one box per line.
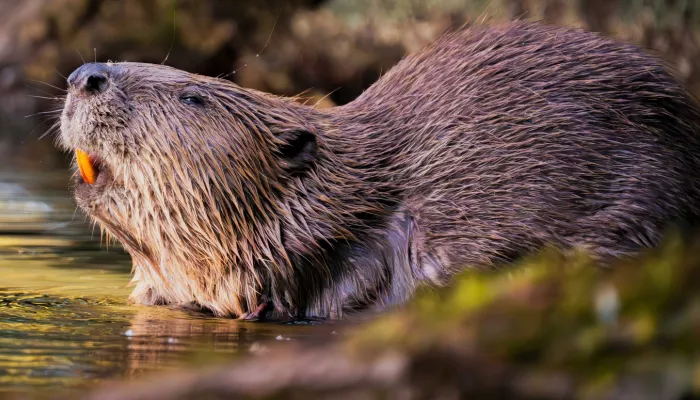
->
[0, 171, 344, 396]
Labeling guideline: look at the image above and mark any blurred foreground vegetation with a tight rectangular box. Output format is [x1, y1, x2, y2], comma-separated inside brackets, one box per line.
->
[68, 232, 700, 400]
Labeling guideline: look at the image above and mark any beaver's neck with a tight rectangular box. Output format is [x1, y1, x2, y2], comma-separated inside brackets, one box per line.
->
[268, 104, 421, 318]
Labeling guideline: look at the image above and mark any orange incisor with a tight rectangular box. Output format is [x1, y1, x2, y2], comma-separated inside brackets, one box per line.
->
[76, 149, 96, 184]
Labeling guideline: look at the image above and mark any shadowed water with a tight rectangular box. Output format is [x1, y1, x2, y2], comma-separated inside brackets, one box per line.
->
[0, 171, 343, 396]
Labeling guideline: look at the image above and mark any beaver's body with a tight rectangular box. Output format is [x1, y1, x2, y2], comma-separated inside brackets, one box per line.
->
[60, 22, 700, 319]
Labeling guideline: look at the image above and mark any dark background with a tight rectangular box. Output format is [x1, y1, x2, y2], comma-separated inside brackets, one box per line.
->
[1, 0, 699, 172]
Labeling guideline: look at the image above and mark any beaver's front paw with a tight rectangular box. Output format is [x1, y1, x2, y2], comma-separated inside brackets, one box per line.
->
[128, 282, 168, 306]
[238, 301, 272, 321]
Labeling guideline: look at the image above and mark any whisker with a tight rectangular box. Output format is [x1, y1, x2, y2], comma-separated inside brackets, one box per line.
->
[26, 85, 65, 98]
[219, 6, 283, 81]
[257, 7, 281, 58]
[22, 118, 56, 144]
[27, 95, 63, 101]
[53, 68, 67, 80]
[27, 79, 67, 93]
[221, 63, 247, 80]
[77, 49, 85, 64]
[31, 117, 61, 129]
[161, 6, 177, 65]
[24, 109, 63, 119]
[39, 121, 62, 140]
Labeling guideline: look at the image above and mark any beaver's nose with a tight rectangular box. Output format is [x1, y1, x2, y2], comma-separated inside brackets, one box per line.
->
[67, 63, 110, 94]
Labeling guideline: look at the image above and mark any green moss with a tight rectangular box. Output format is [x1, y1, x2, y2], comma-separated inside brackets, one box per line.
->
[345, 232, 700, 398]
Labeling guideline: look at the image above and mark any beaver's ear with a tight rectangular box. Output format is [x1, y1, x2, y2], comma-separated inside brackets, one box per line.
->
[276, 130, 317, 174]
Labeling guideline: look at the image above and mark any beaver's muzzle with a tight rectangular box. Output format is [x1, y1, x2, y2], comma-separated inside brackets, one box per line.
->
[64, 63, 114, 185]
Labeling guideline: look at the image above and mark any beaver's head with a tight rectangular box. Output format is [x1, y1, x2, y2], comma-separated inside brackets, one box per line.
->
[59, 62, 329, 317]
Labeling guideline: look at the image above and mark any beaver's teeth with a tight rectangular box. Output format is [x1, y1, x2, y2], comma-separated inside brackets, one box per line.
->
[76, 149, 97, 184]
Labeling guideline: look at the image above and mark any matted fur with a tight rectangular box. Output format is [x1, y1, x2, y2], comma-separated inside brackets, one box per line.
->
[60, 22, 700, 318]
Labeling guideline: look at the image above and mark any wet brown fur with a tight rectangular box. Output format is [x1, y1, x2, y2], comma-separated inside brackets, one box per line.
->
[60, 22, 700, 319]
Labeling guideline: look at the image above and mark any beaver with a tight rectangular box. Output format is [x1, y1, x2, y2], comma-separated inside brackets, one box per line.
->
[59, 21, 700, 319]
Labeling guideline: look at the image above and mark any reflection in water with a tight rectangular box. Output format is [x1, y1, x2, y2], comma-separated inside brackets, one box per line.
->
[0, 240, 134, 391]
[0, 171, 344, 395]
[123, 307, 338, 380]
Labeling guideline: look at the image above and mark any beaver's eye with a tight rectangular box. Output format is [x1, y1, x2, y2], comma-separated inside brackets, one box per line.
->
[180, 93, 204, 107]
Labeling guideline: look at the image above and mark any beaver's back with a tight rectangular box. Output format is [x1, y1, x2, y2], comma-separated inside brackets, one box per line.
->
[336, 22, 700, 268]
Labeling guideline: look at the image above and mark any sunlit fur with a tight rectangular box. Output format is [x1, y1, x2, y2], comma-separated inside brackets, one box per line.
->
[60, 22, 700, 318]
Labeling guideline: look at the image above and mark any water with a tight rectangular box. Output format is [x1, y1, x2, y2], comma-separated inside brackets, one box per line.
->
[0, 171, 345, 397]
